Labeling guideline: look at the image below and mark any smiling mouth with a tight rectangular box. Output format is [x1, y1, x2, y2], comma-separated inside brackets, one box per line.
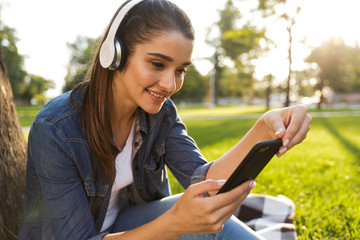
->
[146, 89, 166, 99]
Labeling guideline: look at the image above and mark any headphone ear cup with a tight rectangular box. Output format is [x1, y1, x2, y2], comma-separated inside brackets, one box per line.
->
[99, 40, 116, 69]
[117, 38, 128, 70]
[109, 38, 122, 70]
[100, 34, 127, 70]
[100, 0, 144, 70]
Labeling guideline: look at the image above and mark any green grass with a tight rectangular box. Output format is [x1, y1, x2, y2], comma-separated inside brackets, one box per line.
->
[16, 105, 42, 127]
[19, 105, 360, 238]
[177, 105, 268, 118]
[170, 115, 360, 239]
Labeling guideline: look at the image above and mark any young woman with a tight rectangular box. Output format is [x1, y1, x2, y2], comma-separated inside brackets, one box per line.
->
[18, 0, 311, 239]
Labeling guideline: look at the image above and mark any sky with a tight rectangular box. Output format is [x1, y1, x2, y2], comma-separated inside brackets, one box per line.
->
[2, 0, 360, 97]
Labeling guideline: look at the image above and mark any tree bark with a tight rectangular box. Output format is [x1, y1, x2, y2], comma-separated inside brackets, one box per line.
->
[285, 21, 293, 108]
[0, 44, 27, 239]
[265, 74, 273, 111]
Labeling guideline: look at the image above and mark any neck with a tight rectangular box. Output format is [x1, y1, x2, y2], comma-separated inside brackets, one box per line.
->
[110, 81, 137, 150]
[110, 108, 136, 151]
[110, 77, 138, 127]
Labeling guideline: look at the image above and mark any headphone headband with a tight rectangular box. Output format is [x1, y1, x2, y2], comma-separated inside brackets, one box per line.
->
[99, 0, 145, 70]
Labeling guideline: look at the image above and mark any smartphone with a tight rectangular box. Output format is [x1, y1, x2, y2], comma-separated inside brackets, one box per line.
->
[217, 138, 283, 195]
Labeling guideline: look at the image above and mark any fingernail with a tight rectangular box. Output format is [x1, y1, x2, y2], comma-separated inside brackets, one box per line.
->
[278, 147, 287, 156]
[275, 130, 281, 137]
[283, 139, 289, 147]
[216, 180, 227, 186]
[249, 180, 256, 190]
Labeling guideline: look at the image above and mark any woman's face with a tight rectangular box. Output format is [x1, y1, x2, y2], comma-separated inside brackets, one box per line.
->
[113, 31, 194, 114]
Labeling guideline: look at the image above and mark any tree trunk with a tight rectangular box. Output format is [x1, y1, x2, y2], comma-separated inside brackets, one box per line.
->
[285, 23, 293, 107]
[265, 74, 273, 111]
[0, 44, 27, 239]
[317, 87, 324, 110]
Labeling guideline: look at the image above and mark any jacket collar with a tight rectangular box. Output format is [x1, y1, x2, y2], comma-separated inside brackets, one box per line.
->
[137, 100, 170, 136]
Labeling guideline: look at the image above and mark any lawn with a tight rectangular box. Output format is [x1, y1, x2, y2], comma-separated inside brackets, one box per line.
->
[16, 105, 42, 127]
[19, 105, 360, 239]
[175, 113, 360, 239]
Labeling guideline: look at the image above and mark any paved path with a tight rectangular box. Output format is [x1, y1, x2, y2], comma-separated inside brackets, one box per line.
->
[308, 111, 360, 118]
[22, 126, 31, 132]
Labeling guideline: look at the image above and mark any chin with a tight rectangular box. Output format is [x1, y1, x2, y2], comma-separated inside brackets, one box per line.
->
[142, 104, 164, 115]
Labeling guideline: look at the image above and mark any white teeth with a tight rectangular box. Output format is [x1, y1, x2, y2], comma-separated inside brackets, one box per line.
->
[146, 89, 165, 98]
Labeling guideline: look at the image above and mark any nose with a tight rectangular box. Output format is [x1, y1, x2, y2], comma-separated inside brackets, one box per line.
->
[158, 70, 177, 93]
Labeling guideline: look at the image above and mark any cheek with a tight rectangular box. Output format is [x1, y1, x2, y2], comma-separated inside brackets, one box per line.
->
[174, 78, 184, 93]
[126, 58, 153, 83]
[131, 68, 155, 87]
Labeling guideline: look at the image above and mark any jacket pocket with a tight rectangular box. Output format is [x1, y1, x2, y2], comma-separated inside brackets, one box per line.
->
[84, 180, 108, 197]
[84, 179, 110, 218]
[145, 144, 165, 172]
[144, 144, 171, 197]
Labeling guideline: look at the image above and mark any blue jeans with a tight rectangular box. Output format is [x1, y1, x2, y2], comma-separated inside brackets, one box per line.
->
[111, 194, 264, 240]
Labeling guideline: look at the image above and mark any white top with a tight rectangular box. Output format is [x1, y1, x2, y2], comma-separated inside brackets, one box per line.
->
[101, 122, 135, 232]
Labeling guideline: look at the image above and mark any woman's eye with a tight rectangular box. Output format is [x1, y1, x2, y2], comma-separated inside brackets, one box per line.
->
[176, 68, 188, 76]
[151, 62, 164, 69]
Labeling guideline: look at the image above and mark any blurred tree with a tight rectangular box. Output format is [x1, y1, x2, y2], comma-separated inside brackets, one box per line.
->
[22, 74, 55, 105]
[264, 73, 273, 110]
[257, 0, 302, 106]
[257, 0, 285, 15]
[171, 64, 208, 103]
[218, 65, 242, 97]
[1, 7, 54, 105]
[63, 36, 97, 92]
[207, 0, 267, 104]
[0, 14, 27, 101]
[305, 37, 357, 108]
[295, 68, 318, 98]
[282, 6, 301, 107]
[0, 42, 26, 240]
[343, 43, 360, 92]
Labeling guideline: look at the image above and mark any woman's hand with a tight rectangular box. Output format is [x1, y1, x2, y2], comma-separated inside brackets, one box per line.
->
[166, 179, 256, 236]
[260, 104, 312, 156]
[206, 104, 311, 190]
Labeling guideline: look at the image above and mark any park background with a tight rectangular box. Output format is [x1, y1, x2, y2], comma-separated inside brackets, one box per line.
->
[1, 0, 360, 239]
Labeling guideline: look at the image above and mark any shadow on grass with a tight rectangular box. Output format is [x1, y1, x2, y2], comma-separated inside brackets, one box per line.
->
[320, 118, 360, 163]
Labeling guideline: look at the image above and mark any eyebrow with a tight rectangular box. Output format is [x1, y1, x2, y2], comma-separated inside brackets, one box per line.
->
[147, 53, 192, 66]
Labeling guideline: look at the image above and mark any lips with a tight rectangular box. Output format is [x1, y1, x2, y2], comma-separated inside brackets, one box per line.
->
[146, 89, 166, 99]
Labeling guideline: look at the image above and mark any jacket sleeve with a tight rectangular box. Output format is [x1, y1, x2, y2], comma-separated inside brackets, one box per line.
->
[163, 106, 212, 189]
[27, 119, 107, 240]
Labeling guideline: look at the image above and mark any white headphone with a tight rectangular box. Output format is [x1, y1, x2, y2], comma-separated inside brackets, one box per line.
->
[99, 0, 145, 70]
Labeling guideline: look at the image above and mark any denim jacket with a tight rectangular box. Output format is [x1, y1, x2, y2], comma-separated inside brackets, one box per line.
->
[18, 87, 212, 240]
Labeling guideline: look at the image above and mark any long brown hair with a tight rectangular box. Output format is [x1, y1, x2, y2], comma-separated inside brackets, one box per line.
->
[72, 0, 194, 182]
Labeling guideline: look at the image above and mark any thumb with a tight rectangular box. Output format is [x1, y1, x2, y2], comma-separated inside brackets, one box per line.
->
[275, 126, 286, 139]
[267, 114, 286, 139]
[263, 109, 286, 139]
[188, 180, 227, 197]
